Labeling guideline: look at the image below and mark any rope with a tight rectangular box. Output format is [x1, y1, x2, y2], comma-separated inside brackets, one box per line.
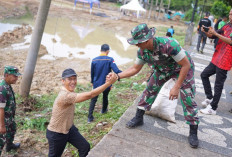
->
[52, 0, 64, 66]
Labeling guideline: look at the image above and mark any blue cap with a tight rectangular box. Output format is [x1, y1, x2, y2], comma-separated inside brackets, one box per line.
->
[62, 68, 77, 79]
[101, 44, 110, 51]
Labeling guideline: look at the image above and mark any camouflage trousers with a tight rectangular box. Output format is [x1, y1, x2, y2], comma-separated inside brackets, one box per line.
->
[137, 71, 199, 125]
[0, 121, 16, 155]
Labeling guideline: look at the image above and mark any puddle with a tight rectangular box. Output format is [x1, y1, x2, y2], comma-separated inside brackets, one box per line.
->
[0, 23, 20, 36]
[2, 16, 137, 65]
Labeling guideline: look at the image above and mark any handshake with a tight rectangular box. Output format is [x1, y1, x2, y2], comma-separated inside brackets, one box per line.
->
[106, 72, 119, 84]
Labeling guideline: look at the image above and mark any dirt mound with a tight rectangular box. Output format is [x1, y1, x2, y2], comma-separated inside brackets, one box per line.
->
[0, 0, 38, 20]
[0, 24, 32, 47]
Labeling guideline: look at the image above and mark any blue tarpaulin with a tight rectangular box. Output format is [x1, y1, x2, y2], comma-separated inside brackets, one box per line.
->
[74, 0, 100, 9]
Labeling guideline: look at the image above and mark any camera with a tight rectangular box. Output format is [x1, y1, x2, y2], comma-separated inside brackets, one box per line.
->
[203, 27, 209, 32]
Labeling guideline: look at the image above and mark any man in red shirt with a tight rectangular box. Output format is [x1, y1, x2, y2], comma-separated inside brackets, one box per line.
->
[200, 9, 232, 115]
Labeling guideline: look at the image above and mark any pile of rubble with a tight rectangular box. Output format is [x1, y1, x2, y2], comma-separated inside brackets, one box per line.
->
[0, 24, 32, 47]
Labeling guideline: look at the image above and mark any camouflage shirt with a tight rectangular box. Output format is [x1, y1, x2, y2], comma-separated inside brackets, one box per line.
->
[136, 37, 195, 82]
[0, 80, 16, 123]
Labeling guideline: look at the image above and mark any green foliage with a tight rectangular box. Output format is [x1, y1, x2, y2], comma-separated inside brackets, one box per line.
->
[220, 0, 232, 6]
[1, 6, 33, 24]
[211, 0, 231, 18]
[132, 83, 146, 91]
[22, 117, 48, 131]
[34, 94, 57, 109]
[23, 6, 33, 19]
[169, 0, 193, 11]
[155, 26, 186, 47]
[184, 8, 200, 23]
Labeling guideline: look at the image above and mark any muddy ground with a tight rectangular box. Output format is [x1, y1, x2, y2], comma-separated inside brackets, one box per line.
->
[0, 0, 188, 156]
[0, 0, 187, 95]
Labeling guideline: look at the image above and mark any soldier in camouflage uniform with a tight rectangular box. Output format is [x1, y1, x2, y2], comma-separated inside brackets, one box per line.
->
[0, 66, 21, 155]
[118, 23, 199, 148]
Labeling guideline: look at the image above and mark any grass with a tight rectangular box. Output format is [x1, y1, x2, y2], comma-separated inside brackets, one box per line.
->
[1, 6, 34, 25]
[156, 26, 186, 47]
[14, 65, 151, 156]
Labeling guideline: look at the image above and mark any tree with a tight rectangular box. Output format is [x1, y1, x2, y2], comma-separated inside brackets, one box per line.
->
[211, 0, 231, 18]
[148, 0, 154, 18]
[221, 0, 232, 6]
[169, 0, 192, 11]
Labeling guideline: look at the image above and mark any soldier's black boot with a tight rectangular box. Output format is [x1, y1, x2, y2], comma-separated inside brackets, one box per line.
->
[6, 143, 20, 152]
[188, 125, 199, 148]
[126, 108, 145, 128]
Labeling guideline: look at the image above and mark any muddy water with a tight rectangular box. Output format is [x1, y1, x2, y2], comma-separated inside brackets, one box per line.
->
[2, 16, 138, 65]
[0, 23, 20, 35]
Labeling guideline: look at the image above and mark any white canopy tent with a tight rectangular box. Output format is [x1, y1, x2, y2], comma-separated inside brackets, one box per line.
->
[120, 0, 146, 18]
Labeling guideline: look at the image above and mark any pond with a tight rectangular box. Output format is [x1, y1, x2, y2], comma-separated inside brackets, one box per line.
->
[1, 16, 138, 65]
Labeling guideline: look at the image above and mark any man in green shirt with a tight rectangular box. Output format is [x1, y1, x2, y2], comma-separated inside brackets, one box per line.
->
[0, 66, 21, 155]
[218, 16, 228, 29]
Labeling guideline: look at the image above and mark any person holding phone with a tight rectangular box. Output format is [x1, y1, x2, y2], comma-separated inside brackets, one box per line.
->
[196, 12, 212, 54]
[200, 9, 232, 115]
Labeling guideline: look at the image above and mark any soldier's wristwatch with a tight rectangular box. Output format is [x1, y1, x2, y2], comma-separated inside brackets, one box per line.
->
[117, 74, 120, 81]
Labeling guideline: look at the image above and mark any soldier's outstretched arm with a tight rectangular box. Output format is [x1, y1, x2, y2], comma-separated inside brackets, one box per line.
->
[118, 63, 143, 79]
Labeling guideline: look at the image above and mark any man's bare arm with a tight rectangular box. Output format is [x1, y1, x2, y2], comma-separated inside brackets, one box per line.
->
[75, 73, 118, 103]
[202, 26, 232, 45]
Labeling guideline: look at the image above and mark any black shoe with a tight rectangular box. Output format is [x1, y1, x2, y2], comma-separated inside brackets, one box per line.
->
[87, 116, 94, 123]
[188, 125, 199, 148]
[229, 109, 232, 113]
[126, 108, 145, 129]
[200, 50, 203, 54]
[126, 117, 144, 128]
[101, 109, 108, 114]
[6, 143, 20, 152]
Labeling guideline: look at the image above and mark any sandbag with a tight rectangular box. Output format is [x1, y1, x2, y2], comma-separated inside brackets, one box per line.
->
[146, 78, 178, 123]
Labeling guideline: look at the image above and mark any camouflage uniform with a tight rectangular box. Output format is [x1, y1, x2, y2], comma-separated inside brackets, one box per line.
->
[135, 37, 199, 125]
[126, 23, 199, 148]
[0, 66, 21, 154]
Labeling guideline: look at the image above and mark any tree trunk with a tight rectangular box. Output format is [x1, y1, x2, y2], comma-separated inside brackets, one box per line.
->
[154, 0, 159, 19]
[168, 0, 171, 10]
[123, 0, 127, 5]
[158, 0, 163, 19]
[20, 0, 52, 97]
[148, 0, 154, 18]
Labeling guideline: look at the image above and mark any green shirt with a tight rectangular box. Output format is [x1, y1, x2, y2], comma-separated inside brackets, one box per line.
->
[218, 21, 226, 29]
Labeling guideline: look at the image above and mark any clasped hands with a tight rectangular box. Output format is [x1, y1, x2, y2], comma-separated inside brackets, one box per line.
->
[106, 72, 118, 84]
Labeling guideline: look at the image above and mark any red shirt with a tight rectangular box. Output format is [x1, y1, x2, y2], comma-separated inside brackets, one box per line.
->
[211, 23, 232, 70]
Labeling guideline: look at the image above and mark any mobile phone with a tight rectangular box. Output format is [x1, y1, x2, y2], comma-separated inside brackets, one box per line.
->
[203, 27, 209, 32]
